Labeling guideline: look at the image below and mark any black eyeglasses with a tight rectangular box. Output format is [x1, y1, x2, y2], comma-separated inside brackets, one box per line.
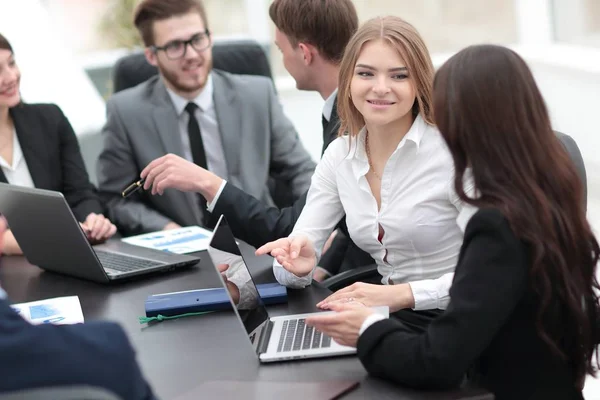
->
[151, 30, 212, 60]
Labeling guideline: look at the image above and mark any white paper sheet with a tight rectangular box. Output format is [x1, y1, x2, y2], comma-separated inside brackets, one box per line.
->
[121, 226, 213, 254]
[11, 295, 84, 325]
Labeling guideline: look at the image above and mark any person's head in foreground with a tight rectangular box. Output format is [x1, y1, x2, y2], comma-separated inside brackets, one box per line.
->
[307, 44, 599, 396]
[336, 15, 434, 137]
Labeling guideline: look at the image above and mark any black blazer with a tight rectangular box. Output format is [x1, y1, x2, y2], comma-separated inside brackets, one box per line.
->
[211, 96, 374, 272]
[357, 209, 583, 400]
[2, 103, 103, 222]
[0, 297, 155, 399]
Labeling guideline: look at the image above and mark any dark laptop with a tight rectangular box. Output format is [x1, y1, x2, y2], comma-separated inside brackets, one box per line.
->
[207, 215, 388, 362]
[0, 183, 199, 283]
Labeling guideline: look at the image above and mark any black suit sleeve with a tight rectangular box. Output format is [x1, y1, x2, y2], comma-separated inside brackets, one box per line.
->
[0, 299, 155, 399]
[357, 209, 529, 389]
[53, 106, 104, 221]
[318, 230, 348, 275]
[211, 183, 306, 248]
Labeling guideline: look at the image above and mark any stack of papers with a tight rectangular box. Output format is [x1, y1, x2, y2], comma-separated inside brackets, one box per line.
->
[10, 296, 84, 325]
[121, 226, 213, 254]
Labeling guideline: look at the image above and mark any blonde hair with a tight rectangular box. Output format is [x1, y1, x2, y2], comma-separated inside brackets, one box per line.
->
[337, 16, 435, 137]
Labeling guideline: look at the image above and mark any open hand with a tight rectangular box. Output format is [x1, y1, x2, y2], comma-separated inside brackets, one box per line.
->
[255, 236, 316, 277]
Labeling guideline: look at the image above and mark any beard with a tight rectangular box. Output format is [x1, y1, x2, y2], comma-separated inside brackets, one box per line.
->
[157, 57, 213, 95]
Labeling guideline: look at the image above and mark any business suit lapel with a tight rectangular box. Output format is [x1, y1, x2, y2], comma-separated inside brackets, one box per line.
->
[149, 79, 201, 224]
[9, 106, 50, 189]
[150, 79, 186, 157]
[212, 72, 241, 177]
[321, 96, 340, 156]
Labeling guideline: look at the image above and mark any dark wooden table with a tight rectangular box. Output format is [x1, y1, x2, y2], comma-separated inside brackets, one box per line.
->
[0, 243, 493, 400]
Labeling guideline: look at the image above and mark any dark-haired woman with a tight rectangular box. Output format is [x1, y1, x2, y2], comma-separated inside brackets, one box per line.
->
[0, 33, 116, 254]
[306, 44, 599, 400]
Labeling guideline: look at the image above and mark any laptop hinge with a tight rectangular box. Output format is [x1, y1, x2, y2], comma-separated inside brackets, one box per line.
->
[257, 319, 274, 355]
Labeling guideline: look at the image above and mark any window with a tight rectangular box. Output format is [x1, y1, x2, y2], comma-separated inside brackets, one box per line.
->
[553, 0, 600, 47]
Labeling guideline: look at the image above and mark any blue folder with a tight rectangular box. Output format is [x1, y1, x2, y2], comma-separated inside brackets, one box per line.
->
[145, 283, 287, 317]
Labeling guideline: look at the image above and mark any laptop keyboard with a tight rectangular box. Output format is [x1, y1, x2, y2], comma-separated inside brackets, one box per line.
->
[276, 318, 332, 353]
[95, 250, 163, 273]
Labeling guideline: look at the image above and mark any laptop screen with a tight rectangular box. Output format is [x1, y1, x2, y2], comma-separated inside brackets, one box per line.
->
[207, 215, 270, 353]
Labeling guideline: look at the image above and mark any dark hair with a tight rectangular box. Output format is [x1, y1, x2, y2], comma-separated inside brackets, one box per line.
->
[0, 33, 13, 53]
[269, 0, 358, 64]
[134, 0, 209, 47]
[434, 44, 600, 383]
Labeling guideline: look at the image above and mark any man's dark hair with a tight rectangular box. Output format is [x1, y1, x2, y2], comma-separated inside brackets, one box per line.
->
[269, 0, 358, 64]
[134, 0, 209, 46]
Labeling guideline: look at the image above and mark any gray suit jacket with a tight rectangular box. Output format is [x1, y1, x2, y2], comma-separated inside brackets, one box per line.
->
[97, 70, 316, 235]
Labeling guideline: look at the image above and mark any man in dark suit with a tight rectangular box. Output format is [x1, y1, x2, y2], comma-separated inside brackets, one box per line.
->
[0, 220, 154, 399]
[141, 0, 374, 280]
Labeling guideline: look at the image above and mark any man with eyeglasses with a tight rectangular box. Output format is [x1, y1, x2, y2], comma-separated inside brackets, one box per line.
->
[97, 0, 316, 235]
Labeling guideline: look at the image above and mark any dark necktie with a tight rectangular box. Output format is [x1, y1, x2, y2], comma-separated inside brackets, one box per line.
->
[184, 102, 211, 225]
[322, 114, 328, 132]
[185, 102, 208, 170]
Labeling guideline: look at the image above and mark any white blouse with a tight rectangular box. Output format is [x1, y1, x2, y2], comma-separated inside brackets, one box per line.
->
[274, 115, 476, 310]
[0, 128, 35, 189]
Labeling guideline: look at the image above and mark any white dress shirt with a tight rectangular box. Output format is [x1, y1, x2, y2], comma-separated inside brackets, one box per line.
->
[0, 128, 35, 189]
[274, 115, 476, 310]
[166, 74, 229, 180]
[322, 88, 338, 123]
[0, 286, 6, 299]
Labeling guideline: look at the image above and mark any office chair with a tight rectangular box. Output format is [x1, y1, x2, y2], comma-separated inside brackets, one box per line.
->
[322, 131, 588, 292]
[105, 39, 298, 208]
[112, 38, 274, 93]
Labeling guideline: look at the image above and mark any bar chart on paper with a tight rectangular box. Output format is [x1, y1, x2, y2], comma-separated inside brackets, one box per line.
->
[121, 226, 214, 254]
[10, 296, 84, 325]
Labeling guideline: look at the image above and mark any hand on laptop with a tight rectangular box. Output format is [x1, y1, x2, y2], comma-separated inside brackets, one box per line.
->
[80, 213, 117, 244]
[256, 235, 316, 277]
[306, 301, 375, 348]
[316, 282, 415, 313]
[140, 154, 223, 203]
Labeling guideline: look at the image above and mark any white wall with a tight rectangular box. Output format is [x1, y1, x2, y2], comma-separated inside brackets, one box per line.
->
[0, 0, 106, 137]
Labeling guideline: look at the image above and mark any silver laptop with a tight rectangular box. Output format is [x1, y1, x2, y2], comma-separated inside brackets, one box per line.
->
[207, 214, 388, 363]
[0, 183, 200, 283]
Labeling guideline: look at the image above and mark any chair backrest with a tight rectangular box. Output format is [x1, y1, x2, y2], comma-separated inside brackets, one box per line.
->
[112, 38, 274, 93]
[107, 38, 298, 207]
[555, 131, 587, 211]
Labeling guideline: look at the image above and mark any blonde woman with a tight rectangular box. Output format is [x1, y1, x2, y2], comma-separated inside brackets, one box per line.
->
[257, 16, 474, 329]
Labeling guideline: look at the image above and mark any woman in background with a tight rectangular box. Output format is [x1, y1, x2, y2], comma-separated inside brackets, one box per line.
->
[306, 44, 599, 399]
[0, 33, 116, 254]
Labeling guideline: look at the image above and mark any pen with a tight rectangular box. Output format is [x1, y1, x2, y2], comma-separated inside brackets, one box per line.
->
[122, 178, 146, 198]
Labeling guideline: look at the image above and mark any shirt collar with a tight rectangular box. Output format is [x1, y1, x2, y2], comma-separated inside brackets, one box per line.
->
[346, 114, 427, 162]
[0, 286, 6, 299]
[322, 88, 338, 122]
[0, 127, 23, 171]
[166, 73, 214, 116]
